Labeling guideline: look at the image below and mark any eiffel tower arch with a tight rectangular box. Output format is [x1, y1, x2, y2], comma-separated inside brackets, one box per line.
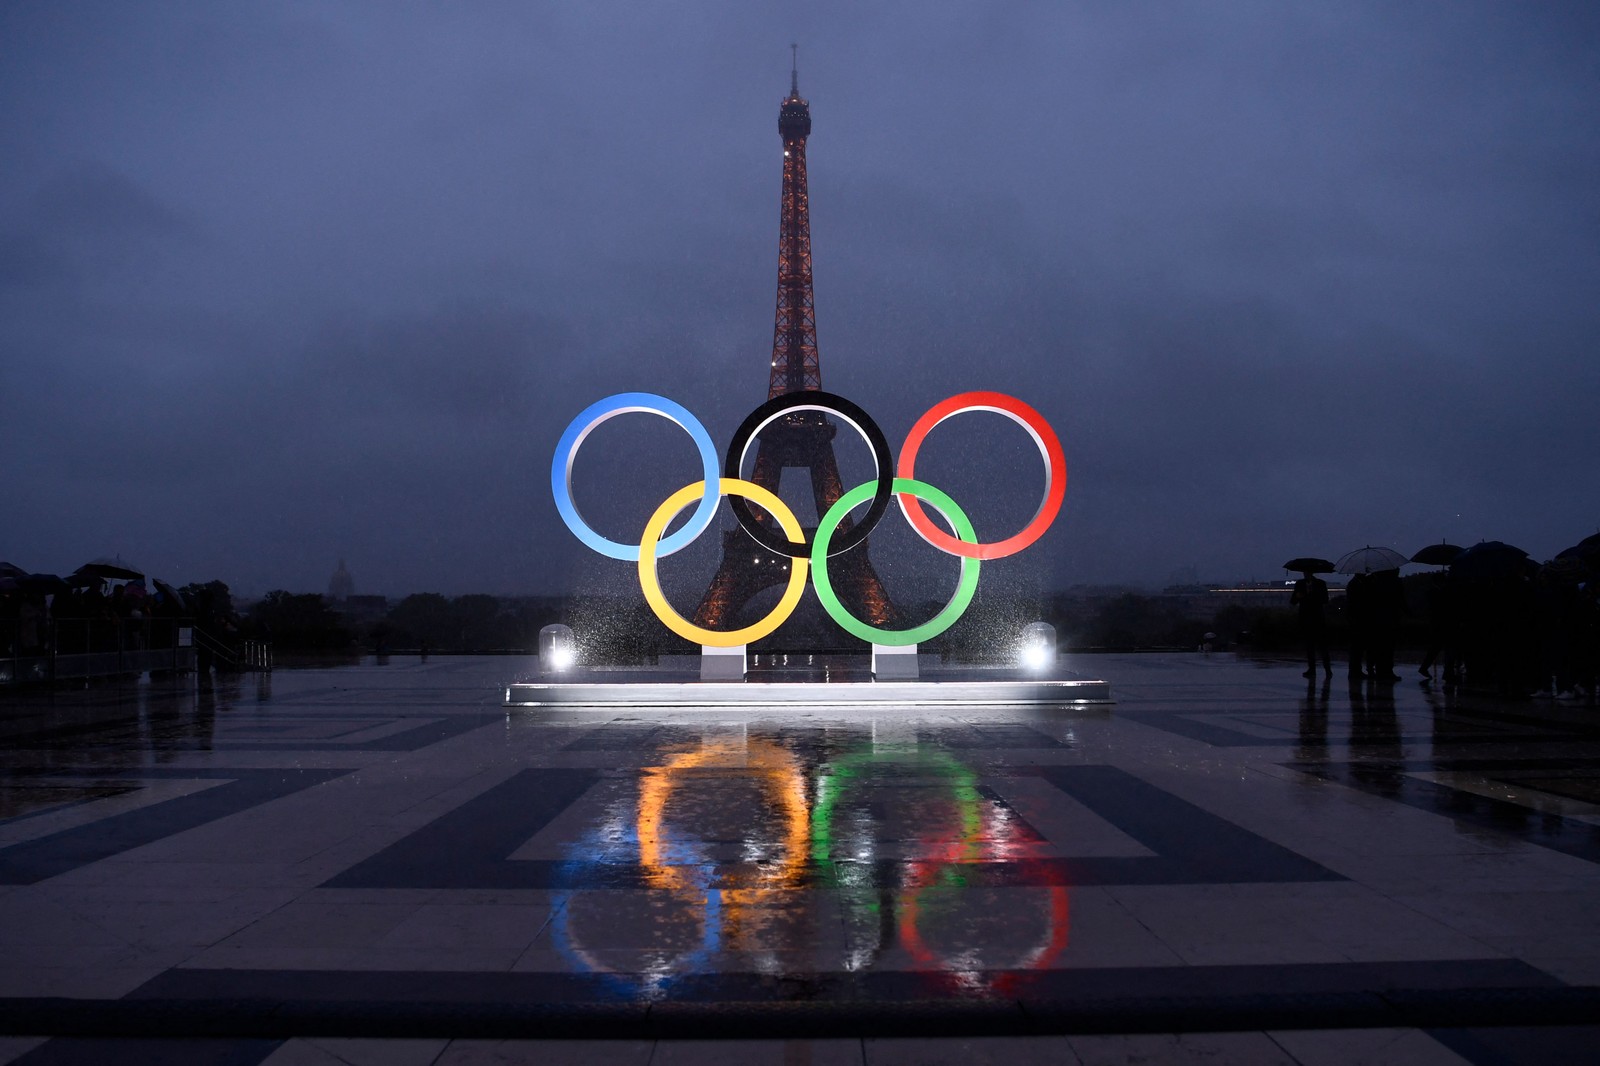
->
[692, 58, 896, 638]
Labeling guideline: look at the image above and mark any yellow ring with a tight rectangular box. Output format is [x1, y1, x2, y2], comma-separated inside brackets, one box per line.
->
[638, 477, 808, 648]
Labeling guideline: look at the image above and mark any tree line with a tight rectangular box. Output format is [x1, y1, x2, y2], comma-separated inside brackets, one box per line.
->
[215, 580, 1453, 657]
[240, 590, 565, 653]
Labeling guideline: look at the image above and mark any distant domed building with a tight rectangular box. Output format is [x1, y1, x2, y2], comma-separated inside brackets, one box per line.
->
[328, 559, 354, 602]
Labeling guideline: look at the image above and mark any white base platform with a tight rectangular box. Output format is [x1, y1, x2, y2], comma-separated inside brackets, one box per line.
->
[506, 655, 1111, 708]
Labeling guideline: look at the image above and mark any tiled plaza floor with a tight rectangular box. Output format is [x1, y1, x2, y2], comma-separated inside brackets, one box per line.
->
[1, 653, 1598, 1064]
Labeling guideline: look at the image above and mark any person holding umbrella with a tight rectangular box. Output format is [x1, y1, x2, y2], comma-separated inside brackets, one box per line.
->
[1367, 569, 1406, 683]
[1335, 547, 1409, 681]
[1286, 558, 1334, 679]
[1411, 544, 1463, 683]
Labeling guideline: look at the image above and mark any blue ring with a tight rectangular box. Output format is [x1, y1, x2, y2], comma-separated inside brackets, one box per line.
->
[550, 393, 721, 561]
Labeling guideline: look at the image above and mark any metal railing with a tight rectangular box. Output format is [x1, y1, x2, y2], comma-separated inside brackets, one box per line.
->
[190, 624, 272, 672]
[0, 617, 271, 686]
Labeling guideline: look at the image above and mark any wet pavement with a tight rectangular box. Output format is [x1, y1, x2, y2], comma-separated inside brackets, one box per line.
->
[1, 653, 1598, 1064]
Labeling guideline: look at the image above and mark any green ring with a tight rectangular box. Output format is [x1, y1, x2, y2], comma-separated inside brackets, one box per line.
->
[811, 476, 980, 646]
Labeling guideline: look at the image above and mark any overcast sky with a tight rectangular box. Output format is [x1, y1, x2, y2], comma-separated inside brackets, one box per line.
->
[3, 1, 1597, 600]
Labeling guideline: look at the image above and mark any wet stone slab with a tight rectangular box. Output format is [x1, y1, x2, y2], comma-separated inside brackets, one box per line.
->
[1, 654, 1598, 1062]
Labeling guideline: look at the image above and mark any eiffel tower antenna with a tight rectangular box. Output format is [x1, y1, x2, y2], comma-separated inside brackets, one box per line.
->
[790, 43, 799, 95]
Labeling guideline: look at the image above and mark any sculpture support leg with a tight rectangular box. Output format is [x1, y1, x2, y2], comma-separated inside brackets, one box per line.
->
[872, 643, 918, 679]
[701, 644, 746, 680]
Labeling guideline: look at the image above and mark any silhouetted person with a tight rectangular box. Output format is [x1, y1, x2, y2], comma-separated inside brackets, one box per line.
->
[1367, 569, 1404, 682]
[1417, 572, 1459, 683]
[51, 588, 81, 654]
[1575, 581, 1599, 699]
[82, 583, 111, 652]
[0, 590, 19, 656]
[1533, 567, 1580, 697]
[191, 583, 222, 676]
[1345, 573, 1371, 679]
[1468, 570, 1536, 695]
[17, 594, 44, 653]
[1291, 571, 1332, 678]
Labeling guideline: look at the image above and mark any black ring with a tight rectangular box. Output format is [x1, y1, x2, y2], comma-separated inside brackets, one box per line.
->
[724, 391, 894, 558]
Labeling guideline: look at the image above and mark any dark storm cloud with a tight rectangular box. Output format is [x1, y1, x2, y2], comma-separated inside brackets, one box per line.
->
[2, 1, 1596, 596]
[0, 229, 69, 289]
[1, 161, 190, 292]
[34, 160, 191, 238]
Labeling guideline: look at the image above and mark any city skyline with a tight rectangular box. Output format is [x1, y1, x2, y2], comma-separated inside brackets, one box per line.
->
[3, 4, 1597, 598]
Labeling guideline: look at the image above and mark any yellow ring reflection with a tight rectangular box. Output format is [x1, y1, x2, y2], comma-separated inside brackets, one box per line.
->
[637, 739, 810, 904]
[637, 477, 808, 648]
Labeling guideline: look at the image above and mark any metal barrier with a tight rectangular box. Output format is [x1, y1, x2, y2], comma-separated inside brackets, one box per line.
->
[190, 625, 273, 672]
[0, 618, 271, 686]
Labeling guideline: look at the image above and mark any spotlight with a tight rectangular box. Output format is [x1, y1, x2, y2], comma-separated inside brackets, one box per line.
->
[539, 623, 577, 675]
[1019, 622, 1056, 673]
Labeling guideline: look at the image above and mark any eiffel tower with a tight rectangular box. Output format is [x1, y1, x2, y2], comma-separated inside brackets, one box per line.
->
[692, 54, 895, 637]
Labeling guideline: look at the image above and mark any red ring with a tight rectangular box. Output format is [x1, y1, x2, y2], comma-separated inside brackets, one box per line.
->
[895, 391, 1066, 560]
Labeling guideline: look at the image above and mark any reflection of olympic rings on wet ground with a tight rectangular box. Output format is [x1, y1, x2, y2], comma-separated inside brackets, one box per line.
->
[636, 738, 810, 903]
[555, 739, 1069, 990]
[554, 739, 812, 994]
[550, 818, 720, 998]
[898, 874, 1071, 996]
[812, 747, 1070, 982]
[552, 389, 1066, 646]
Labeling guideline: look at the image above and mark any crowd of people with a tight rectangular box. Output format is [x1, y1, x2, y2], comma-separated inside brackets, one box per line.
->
[1291, 559, 1598, 699]
[3, 579, 188, 656]
[0, 568, 244, 667]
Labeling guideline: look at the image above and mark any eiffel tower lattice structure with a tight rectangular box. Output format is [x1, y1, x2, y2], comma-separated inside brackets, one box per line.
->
[692, 56, 896, 635]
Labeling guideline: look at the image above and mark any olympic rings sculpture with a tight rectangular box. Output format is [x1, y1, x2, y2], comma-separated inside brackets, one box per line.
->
[551, 389, 1066, 648]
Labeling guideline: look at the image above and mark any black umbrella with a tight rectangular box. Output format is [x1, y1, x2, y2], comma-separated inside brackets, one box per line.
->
[1544, 554, 1587, 579]
[1449, 541, 1533, 581]
[1553, 538, 1599, 578]
[152, 578, 188, 611]
[73, 561, 143, 581]
[1410, 542, 1463, 566]
[0, 561, 27, 578]
[18, 573, 69, 594]
[64, 571, 107, 588]
[1283, 557, 1335, 573]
